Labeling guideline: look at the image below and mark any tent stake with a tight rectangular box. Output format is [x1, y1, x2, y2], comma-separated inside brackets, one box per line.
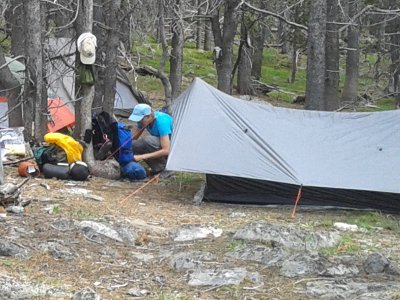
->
[291, 184, 303, 218]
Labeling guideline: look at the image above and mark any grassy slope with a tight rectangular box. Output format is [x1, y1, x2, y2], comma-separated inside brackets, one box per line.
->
[133, 40, 397, 110]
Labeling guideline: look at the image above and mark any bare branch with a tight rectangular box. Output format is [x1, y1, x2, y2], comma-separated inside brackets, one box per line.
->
[240, 1, 308, 32]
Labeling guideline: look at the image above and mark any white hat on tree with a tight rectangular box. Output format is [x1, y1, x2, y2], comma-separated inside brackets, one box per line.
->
[77, 32, 97, 65]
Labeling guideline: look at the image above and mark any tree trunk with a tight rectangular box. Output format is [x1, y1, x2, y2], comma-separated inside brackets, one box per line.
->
[102, 0, 122, 115]
[52, 0, 74, 38]
[324, 0, 340, 111]
[169, 0, 184, 99]
[120, 0, 132, 52]
[342, 1, 360, 104]
[6, 0, 25, 57]
[390, 26, 400, 107]
[92, 0, 106, 113]
[158, 0, 172, 112]
[0, 49, 23, 127]
[74, 0, 95, 164]
[305, 0, 327, 111]
[237, 18, 254, 95]
[203, 19, 212, 51]
[252, 20, 267, 81]
[23, 0, 47, 141]
[196, 0, 203, 49]
[211, 0, 241, 94]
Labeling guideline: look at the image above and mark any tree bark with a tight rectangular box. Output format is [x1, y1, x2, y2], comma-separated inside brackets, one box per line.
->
[342, 0, 360, 104]
[203, 19, 212, 51]
[237, 18, 254, 95]
[324, 0, 340, 111]
[6, 0, 25, 57]
[169, 0, 184, 99]
[102, 0, 122, 115]
[74, 0, 95, 164]
[252, 20, 267, 81]
[157, 0, 172, 112]
[305, 0, 327, 110]
[23, 0, 47, 141]
[196, 0, 203, 49]
[211, 0, 241, 94]
[0, 48, 23, 127]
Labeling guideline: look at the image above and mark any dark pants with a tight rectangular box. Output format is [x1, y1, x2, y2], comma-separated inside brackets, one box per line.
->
[133, 136, 167, 174]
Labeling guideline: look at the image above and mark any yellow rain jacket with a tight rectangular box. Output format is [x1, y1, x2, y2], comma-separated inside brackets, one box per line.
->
[44, 133, 83, 163]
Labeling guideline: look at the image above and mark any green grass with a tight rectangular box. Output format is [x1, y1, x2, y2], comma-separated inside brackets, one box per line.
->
[343, 211, 400, 232]
[156, 290, 189, 300]
[320, 233, 362, 256]
[225, 239, 247, 252]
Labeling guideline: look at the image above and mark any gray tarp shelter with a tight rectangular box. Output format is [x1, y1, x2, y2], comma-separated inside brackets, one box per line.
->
[167, 78, 400, 212]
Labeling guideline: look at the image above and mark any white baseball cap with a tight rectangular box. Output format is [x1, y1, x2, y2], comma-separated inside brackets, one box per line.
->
[77, 33, 97, 65]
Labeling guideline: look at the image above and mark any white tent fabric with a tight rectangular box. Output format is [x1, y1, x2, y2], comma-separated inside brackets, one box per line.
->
[167, 78, 400, 194]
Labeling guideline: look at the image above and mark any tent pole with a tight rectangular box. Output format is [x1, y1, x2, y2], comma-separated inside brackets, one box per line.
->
[291, 184, 303, 218]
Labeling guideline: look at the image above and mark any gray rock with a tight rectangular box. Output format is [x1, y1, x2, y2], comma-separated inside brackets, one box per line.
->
[0, 239, 30, 259]
[37, 241, 75, 260]
[303, 279, 400, 300]
[170, 251, 216, 271]
[172, 225, 223, 242]
[188, 268, 248, 286]
[72, 287, 101, 300]
[127, 288, 150, 297]
[79, 221, 123, 242]
[227, 246, 288, 267]
[89, 160, 120, 180]
[364, 252, 400, 275]
[51, 218, 76, 231]
[281, 252, 327, 278]
[0, 275, 71, 299]
[233, 222, 340, 250]
[5, 206, 24, 214]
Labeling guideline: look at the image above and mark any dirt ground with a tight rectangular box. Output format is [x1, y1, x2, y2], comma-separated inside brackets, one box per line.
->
[1, 166, 400, 300]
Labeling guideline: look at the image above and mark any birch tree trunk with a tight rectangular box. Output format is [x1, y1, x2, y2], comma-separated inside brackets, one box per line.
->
[305, 0, 327, 110]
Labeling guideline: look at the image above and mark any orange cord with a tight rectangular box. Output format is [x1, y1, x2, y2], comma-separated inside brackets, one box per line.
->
[119, 173, 161, 204]
[291, 184, 303, 218]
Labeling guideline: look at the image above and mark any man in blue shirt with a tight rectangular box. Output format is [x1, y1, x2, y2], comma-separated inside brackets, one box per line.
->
[129, 104, 173, 175]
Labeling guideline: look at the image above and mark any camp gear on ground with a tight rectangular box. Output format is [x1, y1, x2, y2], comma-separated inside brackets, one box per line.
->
[121, 161, 147, 181]
[44, 133, 83, 163]
[167, 78, 400, 212]
[113, 123, 133, 166]
[42, 163, 70, 180]
[92, 111, 133, 166]
[18, 161, 40, 177]
[70, 161, 89, 181]
[33, 145, 67, 169]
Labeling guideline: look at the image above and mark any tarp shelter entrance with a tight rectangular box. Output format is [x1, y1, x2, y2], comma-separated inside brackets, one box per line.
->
[166, 78, 400, 212]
